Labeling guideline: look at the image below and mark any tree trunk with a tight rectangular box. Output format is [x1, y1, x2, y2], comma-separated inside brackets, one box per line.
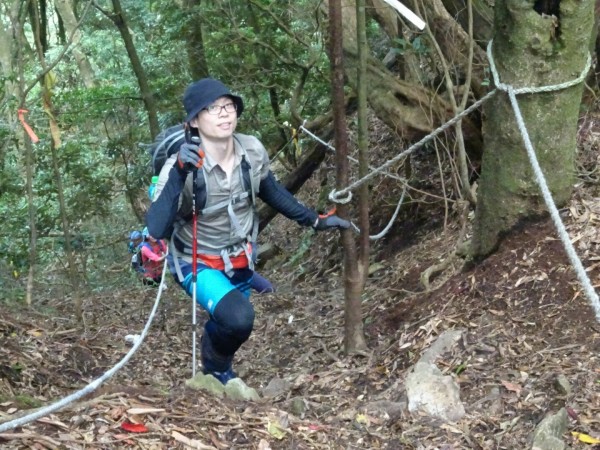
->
[45, 83, 83, 321]
[31, 0, 84, 320]
[183, 0, 209, 79]
[330, 0, 368, 354]
[13, 3, 37, 307]
[441, 0, 494, 45]
[472, 0, 595, 256]
[336, 0, 483, 155]
[356, 0, 370, 285]
[54, 0, 96, 88]
[0, 7, 17, 174]
[98, 0, 160, 139]
[0, 7, 17, 105]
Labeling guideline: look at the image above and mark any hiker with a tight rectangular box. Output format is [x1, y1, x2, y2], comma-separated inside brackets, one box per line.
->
[128, 230, 143, 254]
[128, 230, 145, 273]
[146, 78, 350, 384]
[140, 227, 167, 286]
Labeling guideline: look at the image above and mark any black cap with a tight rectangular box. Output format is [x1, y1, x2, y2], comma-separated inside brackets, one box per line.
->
[183, 78, 244, 123]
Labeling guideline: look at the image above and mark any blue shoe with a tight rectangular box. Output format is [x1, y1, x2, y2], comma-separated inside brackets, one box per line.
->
[204, 367, 237, 385]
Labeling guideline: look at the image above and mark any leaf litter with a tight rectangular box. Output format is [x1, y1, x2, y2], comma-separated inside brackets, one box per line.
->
[2, 121, 600, 448]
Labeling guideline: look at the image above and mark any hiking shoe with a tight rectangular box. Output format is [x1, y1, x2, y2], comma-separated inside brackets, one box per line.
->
[204, 367, 237, 385]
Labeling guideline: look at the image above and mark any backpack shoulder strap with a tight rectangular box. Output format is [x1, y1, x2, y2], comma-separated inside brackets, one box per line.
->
[233, 134, 259, 260]
[194, 169, 208, 212]
[233, 134, 256, 207]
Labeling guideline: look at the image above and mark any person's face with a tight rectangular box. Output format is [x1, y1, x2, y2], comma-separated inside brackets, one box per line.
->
[133, 237, 142, 246]
[190, 96, 238, 141]
[147, 235, 157, 243]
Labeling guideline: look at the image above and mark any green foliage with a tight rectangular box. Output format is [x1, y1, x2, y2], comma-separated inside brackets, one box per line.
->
[0, 0, 379, 299]
[392, 36, 431, 57]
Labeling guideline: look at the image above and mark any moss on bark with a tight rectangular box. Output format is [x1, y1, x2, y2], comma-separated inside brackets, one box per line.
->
[472, 0, 594, 256]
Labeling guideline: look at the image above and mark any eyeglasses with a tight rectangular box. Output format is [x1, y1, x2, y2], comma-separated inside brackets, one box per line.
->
[204, 102, 237, 115]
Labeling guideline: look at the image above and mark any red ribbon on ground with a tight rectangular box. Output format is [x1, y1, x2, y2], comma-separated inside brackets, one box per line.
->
[17, 109, 39, 144]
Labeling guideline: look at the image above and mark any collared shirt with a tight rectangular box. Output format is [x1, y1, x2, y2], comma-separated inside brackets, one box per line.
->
[153, 133, 269, 261]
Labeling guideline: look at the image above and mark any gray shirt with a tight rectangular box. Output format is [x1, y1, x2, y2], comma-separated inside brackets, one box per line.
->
[153, 133, 269, 262]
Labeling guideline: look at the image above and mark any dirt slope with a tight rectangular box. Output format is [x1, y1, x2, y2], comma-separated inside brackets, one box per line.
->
[2, 189, 600, 449]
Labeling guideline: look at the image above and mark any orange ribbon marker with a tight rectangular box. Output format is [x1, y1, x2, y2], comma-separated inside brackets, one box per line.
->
[17, 109, 39, 144]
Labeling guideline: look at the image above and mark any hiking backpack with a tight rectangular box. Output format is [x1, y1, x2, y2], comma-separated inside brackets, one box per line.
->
[130, 243, 146, 273]
[147, 125, 257, 213]
[149, 124, 187, 176]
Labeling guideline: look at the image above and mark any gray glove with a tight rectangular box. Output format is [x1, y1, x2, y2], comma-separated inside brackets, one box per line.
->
[313, 210, 351, 231]
[176, 143, 205, 173]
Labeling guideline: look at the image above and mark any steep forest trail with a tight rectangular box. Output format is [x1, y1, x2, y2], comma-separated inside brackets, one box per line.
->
[2, 110, 600, 448]
[2, 203, 600, 449]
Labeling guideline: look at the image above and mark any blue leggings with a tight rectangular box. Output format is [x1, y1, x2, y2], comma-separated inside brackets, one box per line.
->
[168, 255, 255, 372]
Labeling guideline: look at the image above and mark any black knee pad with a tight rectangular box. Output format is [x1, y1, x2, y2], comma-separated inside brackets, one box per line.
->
[212, 289, 255, 345]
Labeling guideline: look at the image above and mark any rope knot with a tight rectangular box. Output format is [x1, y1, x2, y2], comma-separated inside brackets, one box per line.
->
[486, 40, 592, 95]
[329, 189, 353, 204]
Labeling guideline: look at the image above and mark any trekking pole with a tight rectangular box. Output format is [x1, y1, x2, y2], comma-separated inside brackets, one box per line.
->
[190, 135, 200, 377]
[191, 169, 198, 377]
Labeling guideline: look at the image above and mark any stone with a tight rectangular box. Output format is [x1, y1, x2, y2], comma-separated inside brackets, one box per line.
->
[553, 374, 571, 395]
[224, 378, 261, 401]
[262, 377, 292, 398]
[531, 408, 567, 450]
[406, 362, 465, 422]
[185, 373, 225, 398]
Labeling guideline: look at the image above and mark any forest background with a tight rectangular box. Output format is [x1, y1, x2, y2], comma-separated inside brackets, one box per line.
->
[1, 0, 600, 447]
[2, 0, 596, 318]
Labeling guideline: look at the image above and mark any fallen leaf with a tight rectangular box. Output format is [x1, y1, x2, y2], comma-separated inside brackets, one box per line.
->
[500, 380, 522, 396]
[355, 414, 370, 425]
[267, 421, 286, 440]
[572, 431, 600, 444]
[566, 406, 579, 421]
[120, 421, 148, 433]
[171, 430, 217, 449]
[126, 407, 165, 415]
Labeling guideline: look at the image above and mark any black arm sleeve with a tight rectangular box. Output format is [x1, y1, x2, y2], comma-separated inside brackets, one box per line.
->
[146, 167, 186, 239]
[258, 171, 318, 227]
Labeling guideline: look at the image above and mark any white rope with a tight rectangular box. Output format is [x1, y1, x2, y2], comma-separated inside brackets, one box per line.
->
[299, 120, 336, 151]
[486, 41, 600, 321]
[506, 87, 600, 321]
[298, 121, 405, 183]
[487, 41, 592, 95]
[326, 42, 590, 206]
[327, 90, 498, 204]
[299, 121, 410, 238]
[0, 258, 169, 432]
[369, 185, 407, 240]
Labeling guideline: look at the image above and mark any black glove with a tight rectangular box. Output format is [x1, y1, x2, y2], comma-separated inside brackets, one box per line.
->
[313, 210, 351, 231]
[176, 143, 205, 173]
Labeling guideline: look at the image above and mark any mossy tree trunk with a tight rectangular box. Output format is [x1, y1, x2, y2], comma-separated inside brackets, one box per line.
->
[54, 0, 96, 88]
[471, 0, 594, 256]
